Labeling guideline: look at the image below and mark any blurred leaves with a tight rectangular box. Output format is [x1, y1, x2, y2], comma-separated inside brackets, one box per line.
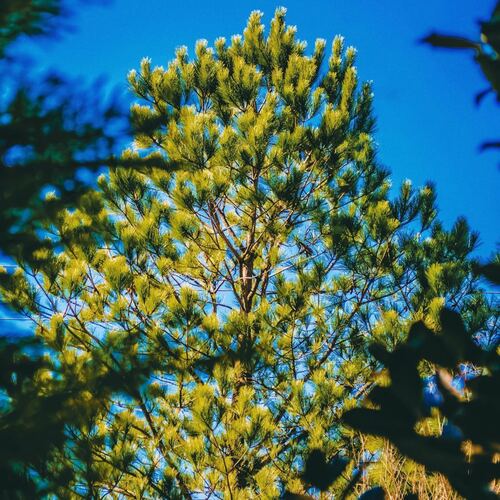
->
[0, 332, 155, 497]
[0, 1, 154, 261]
[473, 258, 500, 285]
[0, 73, 126, 261]
[358, 487, 385, 500]
[343, 261, 500, 500]
[0, 335, 63, 497]
[421, 1, 500, 150]
[301, 449, 348, 492]
[0, 1, 146, 497]
[421, 34, 480, 51]
[0, 0, 62, 56]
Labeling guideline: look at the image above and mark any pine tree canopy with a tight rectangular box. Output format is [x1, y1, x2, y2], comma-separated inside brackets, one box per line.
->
[0, 8, 493, 498]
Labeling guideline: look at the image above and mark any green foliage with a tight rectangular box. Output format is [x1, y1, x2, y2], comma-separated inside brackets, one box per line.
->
[343, 264, 500, 499]
[0, 332, 157, 498]
[0, 0, 61, 55]
[0, 336, 63, 498]
[0, 76, 125, 261]
[0, 1, 139, 261]
[1, 7, 494, 498]
[0, 3, 163, 498]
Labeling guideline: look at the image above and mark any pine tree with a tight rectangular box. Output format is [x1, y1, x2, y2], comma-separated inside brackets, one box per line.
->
[0, 9, 491, 498]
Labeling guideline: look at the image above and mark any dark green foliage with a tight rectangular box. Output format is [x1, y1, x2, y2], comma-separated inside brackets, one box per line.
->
[343, 263, 500, 500]
[358, 487, 385, 499]
[0, 75, 124, 261]
[0, 0, 62, 55]
[0, 1, 135, 261]
[284, 448, 383, 499]
[0, 2, 154, 497]
[300, 449, 348, 492]
[473, 258, 500, 285]
[0, 336, 62, 498]
[0, 332, 160, 498]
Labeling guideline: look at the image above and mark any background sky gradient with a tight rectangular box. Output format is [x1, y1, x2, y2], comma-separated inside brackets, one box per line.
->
[7, 0, 499, 255]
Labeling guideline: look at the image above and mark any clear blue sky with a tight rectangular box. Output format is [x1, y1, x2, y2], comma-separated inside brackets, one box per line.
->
[8, 0, 499, 255]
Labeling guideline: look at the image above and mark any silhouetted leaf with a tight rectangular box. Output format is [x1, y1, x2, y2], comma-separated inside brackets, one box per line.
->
[473, 261, 500, 285]
[480, 140, 500, 150]
[481, 7, 500, 56]
[301, 449, 348, 491]
[420, 33, 479, 50]
[282, 493, 314, 500]
[358, 486, 385, 499]
[403, 494, 418, 500]
[343, 408, 411, 438]
[475, 88, 492, 106]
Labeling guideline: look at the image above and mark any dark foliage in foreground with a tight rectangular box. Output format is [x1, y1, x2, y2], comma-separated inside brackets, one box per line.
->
[0, 0, 129, 262]
[341, 262, 499, 499]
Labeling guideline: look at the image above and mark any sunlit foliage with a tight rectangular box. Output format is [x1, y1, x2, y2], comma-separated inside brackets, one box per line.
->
[1, 7, 495, 498]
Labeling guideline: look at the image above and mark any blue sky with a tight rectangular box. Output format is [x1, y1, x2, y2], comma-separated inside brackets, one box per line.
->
[7, 0, 499, 255]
